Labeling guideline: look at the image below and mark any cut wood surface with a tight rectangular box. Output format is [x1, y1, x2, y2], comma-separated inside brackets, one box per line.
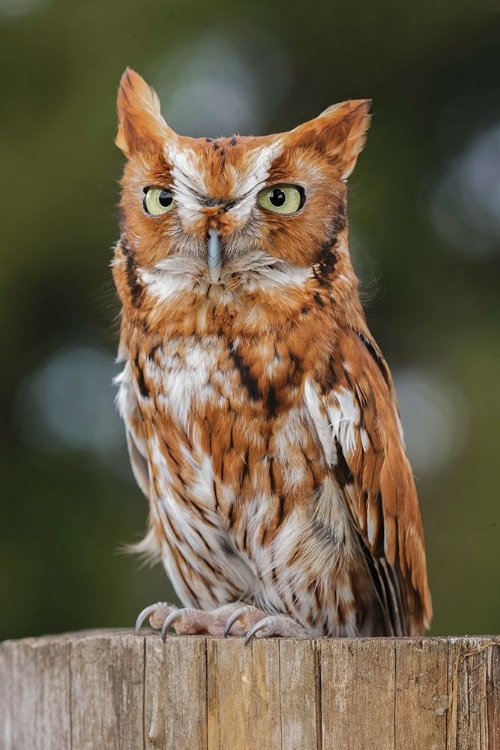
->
[0, 631, 499, 749]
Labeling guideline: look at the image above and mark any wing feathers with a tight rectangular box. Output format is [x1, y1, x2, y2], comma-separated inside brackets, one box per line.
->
[305, 327, 432, 634]
[115, 363, 151, 498]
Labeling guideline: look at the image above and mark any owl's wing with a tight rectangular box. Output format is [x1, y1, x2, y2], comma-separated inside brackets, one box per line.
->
[304, 327, 432, 635]
[115, 363, 150, 498]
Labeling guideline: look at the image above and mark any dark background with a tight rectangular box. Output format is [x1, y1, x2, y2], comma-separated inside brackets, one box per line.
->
[1, 0, 499, 640]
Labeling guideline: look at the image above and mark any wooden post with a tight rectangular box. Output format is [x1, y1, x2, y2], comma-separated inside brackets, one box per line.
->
[0, 631, 499, 749]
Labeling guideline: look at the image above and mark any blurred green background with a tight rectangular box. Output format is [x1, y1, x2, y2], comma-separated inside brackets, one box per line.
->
[1, 0, 499, 641]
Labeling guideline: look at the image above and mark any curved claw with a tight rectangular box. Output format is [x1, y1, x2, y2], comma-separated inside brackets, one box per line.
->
[161, 608, 186, 642]
[135, 603, 164, 634]
[244, 616, 277, 645]
[223, 605, 258, 637]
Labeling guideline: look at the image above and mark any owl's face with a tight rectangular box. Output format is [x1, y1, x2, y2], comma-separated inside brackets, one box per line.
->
[117, 69, 370, 288]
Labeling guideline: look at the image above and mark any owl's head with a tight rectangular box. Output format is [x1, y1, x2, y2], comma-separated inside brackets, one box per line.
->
[116, 68, 370, 290]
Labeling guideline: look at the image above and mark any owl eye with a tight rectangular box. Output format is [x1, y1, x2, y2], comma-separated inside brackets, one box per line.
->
[143, 186, 175, 216]
[257, 184, 304, 215]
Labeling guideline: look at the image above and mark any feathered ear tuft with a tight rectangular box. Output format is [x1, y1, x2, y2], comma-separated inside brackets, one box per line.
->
[290, 99, 372, 180]
[116, 68, 176, 157]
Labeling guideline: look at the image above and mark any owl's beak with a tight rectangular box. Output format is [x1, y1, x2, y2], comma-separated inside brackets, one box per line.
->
[207, 229, 222, 282]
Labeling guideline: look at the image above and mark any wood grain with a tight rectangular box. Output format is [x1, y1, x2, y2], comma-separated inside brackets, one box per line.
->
[0, 631, 499, 749]
[144, 634, 207, 749]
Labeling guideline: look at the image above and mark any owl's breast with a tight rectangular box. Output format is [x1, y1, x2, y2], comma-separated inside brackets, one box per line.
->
[125, 330, 333, 605]
[138, 331, 327, 500]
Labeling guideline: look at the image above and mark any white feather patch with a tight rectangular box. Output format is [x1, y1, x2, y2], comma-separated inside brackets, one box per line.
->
[147, 337, 221, 431]
[326, 386, 360, 455]
[227, 140, 285, 221]
[164, 144, 208, 225]
[139, 262, 199, 302]
[114, 362, 150, 496]
[303, 380, 337, 466]
[304, 381, 361, 467]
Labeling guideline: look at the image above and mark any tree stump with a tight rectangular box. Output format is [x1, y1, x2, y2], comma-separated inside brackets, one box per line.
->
[1, 631, 499, 748]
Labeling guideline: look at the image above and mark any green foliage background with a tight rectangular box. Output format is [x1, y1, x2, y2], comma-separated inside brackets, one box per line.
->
[1, 0, 499, 640]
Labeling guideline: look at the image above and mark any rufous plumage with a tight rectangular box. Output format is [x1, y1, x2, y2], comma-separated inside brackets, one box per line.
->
[113, 68, 431, 640]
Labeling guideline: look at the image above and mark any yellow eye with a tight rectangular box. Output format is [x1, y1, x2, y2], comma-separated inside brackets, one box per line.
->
[257, 184, 304, 215]
[143, 186, 175, 216]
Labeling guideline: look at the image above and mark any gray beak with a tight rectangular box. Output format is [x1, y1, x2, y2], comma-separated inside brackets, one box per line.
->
[207, 229, 222, 282]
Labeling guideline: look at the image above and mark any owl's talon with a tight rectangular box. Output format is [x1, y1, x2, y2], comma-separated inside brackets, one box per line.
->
[223, 605, 260, 637]
[135, 601, 177, 633]
[135, 602, 166, 634]
[245, 613, 307, 642]
[244, 616, 277, 644]
[161, 608, 186, 641]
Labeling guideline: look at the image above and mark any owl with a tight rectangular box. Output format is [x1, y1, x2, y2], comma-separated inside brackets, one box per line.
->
[113, 68, 431, 641]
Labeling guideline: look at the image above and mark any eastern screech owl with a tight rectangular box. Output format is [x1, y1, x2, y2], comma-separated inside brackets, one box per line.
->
[113, 68, 431, 640]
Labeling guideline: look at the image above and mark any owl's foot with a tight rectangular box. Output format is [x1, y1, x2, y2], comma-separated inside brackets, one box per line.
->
[135, 601, 307, 643]
[224, 605, 307, 643]
[135, 601, 248, 639]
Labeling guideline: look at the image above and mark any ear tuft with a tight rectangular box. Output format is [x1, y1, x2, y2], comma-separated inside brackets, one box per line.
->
[291, 99, 372, 180]
[116, 68, 174, 157]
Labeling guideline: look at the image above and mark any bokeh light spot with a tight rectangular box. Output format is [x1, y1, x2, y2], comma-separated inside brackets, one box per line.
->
[0, 0, 52, 21]
[152, 27, 290, 137]
[15, 346, 124, 457]
[394, 366, 469, 478]
[430, 121, 500, 257]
